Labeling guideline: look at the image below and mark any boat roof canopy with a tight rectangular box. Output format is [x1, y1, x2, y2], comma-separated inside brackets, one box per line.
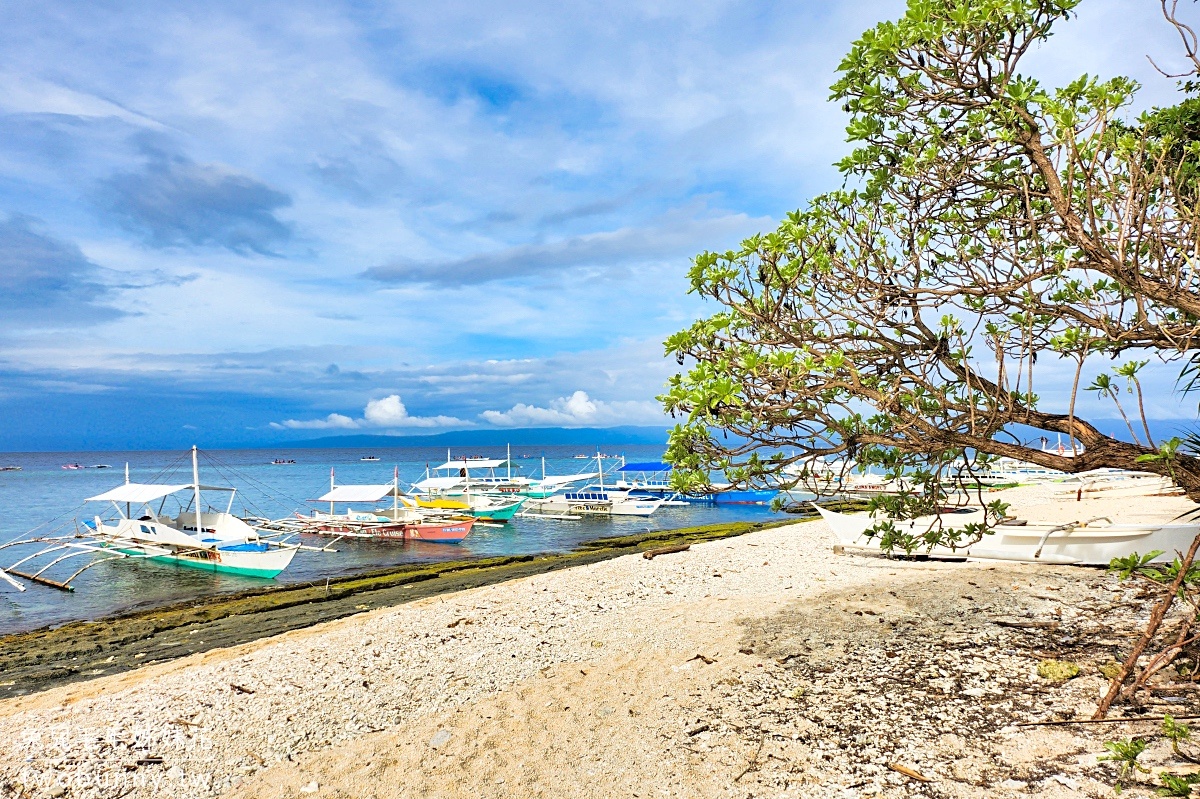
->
[538, 472, 599, 487]
[617, 462, 673, 472]
[314, 484, 404, 503]
[412, 476, 467, 490]
[86, 483, 233, 503]
[434, 459, 515, 470]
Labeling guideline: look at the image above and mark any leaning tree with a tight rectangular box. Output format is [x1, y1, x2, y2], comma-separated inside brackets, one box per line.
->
[661, 0, 1200, 716]
[663, 0, 1200, 518]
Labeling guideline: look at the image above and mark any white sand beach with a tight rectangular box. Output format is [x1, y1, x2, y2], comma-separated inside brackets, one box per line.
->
[2, 484, 1197, 799]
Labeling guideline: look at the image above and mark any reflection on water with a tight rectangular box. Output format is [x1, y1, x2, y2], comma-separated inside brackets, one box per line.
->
[0, 445, 797, 633]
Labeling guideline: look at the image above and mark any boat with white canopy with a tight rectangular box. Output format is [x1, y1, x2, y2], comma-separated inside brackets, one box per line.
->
[0, 447, 310, 591]
[295, 468, 475, 543]
[410, 454, 526, 522]
[522, 454, 666, 517]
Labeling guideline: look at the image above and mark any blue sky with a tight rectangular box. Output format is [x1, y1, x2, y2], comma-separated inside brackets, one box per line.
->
[0, 0, 1195, 450]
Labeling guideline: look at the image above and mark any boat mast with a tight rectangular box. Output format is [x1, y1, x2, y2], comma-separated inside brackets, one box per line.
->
[393, 465, 399, 516]
[330, 467, 336, 516]
[125, 462, 131, 519]
[191, 446, 202, 538]
[507, 444, 511, 480]
[597, 451, 603, 489]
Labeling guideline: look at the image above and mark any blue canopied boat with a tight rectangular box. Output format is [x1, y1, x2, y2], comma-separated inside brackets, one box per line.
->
[613, 461, 778, 505]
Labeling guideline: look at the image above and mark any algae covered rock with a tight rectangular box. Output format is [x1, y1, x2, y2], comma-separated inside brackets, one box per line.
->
[1037, 659, 1081, 683]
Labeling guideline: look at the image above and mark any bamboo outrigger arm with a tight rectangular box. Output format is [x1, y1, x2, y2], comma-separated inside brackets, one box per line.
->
[0, 567, 24, 592]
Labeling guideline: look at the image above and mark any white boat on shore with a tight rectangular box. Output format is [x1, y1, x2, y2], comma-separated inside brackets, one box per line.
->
[812, 503, 1200, 566]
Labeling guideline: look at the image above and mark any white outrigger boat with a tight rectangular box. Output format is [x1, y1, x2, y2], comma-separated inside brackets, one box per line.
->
[523, 454, 666, 517]
[0, 448, 309, 591]
[283, 468, 475, 543]
[812, 503, 1200, 566]
[523, 486, 665, 517]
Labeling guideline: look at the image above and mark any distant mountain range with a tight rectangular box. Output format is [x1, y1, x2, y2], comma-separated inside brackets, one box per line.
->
[287, 425, 670, 448]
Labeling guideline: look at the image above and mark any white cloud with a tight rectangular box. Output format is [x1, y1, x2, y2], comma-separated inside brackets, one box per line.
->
[272, 394, 466, 430]
[480, 390, 664, 427]
[272, 412, 359, 430]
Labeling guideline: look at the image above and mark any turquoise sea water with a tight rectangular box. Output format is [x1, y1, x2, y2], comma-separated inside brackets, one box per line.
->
[0, 445, 795, 634]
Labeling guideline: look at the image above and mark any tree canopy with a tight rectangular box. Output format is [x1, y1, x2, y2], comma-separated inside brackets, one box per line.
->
[662, 0, 1200, 542]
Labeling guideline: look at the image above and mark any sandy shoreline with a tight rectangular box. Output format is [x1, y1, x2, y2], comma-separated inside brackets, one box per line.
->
[1, 486, 1198, 798]
[0, 518, 816, 701]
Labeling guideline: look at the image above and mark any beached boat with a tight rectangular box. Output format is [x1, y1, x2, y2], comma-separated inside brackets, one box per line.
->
[0, 449, 307, 591]
[811, 503, 1200, 566]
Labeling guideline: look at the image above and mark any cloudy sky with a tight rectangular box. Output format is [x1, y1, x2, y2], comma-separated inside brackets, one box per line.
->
[0, 0, 1193, 450]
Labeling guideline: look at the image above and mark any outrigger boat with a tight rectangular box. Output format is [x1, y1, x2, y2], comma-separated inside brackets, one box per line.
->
[523, 455, 666, 517]
[812, 503, 1200, 566]
[293, 468, 474, 543]
[0, 448, 314, 591]
[613, 461, 776, 505]
[410, 454, 527, 522]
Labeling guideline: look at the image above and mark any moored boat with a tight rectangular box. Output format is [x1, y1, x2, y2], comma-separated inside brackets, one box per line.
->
[1, 448, 304, 590]
[299, 468, 475, 543]
[613, 461, 776, 504]
[525, 484, 664, 517]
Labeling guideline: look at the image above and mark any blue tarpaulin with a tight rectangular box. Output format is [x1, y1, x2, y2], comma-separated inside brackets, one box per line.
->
[617, 462, 673, 472]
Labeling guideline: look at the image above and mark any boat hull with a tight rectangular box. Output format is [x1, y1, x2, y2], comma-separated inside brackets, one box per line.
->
[402, 521, 473, 543]
[811, 504, 1199, 566]
[304, 517, 474, 543]
[693, 489, 778, 504]
[114, 543, 296, 579]
[527, 497, 663, 516]
[414, 496, 524, 522]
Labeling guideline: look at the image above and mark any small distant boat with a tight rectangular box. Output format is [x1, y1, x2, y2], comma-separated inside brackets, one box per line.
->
[270, 458, 296, 465]
[0, 466, 21, 472]
[90, 464, 112, 469]
[61, 463, 83, 470]
[360, 456, 380, 462]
